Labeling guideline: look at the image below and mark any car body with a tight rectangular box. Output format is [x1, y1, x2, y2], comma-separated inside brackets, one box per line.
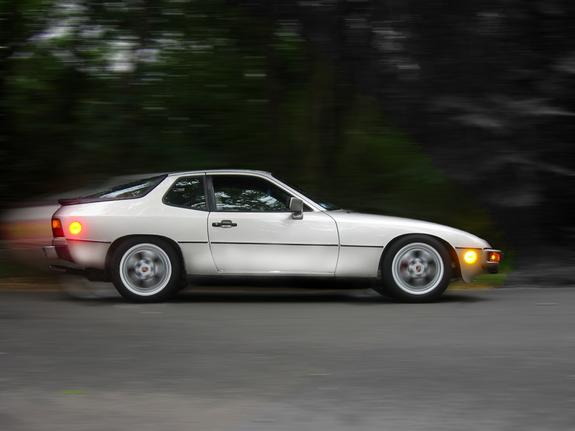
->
[43, 169, 501, 302]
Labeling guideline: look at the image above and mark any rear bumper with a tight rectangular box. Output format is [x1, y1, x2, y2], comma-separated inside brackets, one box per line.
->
[42, 237, 73, 261]
[42, 245, 58, 259]
[42, 237, 110, 281]
[48, 263, 109, 281]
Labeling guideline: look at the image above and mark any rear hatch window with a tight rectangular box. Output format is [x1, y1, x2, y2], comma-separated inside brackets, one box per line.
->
[58, 174, 167, 205]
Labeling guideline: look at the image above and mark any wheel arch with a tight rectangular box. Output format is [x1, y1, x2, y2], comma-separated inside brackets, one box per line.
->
[378, 233, 461, 279]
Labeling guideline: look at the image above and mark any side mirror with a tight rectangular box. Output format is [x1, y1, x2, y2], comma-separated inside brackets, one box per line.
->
[289, 197, 304, 220]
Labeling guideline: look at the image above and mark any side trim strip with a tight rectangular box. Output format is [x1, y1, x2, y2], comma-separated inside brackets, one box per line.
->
[178, 241, 209, 244]
[210, 241, 338, 247]
[67, 239, 111, 244]
[66, 239, 382, 248]
[341, 244, 383, 249]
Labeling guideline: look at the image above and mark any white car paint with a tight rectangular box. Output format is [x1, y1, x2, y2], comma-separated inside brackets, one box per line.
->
[48, 169, 497, 283]
[208, 211, 339, 274]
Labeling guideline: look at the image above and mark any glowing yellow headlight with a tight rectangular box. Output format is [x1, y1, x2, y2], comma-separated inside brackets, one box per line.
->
[463, 250, 478, 265]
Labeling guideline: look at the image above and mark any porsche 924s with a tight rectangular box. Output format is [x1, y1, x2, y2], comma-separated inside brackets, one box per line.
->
[43, 170, 501, 302]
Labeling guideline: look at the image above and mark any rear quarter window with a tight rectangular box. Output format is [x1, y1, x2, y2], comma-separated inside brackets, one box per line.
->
[163, 176, 207, 210]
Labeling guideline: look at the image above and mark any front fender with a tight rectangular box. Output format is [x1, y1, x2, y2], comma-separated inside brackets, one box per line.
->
[328, 211, 492, 281]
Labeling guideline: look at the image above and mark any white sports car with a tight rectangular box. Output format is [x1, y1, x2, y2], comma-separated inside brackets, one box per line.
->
[43, 169, 501, 302]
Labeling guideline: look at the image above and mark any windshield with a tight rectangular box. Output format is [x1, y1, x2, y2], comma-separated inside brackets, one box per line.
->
[311, 199, 341, 211]
[278, 177, 341, 211]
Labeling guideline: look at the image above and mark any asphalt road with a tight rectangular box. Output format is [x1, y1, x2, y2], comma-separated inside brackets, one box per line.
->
[1, 283, 574, 431]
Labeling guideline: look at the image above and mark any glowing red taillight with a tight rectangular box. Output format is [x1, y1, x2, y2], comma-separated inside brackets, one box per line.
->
[51, 218, 64, 238]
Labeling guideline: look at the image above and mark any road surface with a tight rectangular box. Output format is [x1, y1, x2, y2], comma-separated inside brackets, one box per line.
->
[0, 283, 574, 430]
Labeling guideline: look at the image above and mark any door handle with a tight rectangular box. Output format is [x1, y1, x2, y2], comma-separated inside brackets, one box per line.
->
[212, 219, 237, 228]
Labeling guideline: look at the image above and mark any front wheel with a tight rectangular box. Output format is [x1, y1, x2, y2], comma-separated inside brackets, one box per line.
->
[111, 238, 182, 302]
[376, 236, 452, 302]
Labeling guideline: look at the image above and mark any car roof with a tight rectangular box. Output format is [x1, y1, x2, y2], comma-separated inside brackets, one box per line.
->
[166, 169, 273, 177]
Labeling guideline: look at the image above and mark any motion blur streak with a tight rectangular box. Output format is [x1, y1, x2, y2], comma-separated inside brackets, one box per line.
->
[0, 0, 574, 430]
[2, 0, 575, 272]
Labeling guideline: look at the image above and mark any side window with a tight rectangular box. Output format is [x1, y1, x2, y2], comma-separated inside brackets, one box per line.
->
[212, 175, 292, 212]
[163, 176, 207, 210]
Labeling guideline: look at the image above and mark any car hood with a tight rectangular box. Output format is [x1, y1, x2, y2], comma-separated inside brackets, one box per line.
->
[326, 210, 491, 249]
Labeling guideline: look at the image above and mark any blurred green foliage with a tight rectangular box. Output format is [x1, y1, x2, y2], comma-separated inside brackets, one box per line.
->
[0, 0, 500, 244]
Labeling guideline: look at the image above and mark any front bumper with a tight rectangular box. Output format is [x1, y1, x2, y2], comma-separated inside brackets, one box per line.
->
[482, 249, 502, 274]
[456, 248, 502, 282]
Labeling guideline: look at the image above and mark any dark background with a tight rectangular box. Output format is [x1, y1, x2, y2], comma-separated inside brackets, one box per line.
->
[2, 0, 575, 275]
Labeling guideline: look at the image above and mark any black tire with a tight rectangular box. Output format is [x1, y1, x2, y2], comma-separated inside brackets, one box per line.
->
[375, 235, 452, 302]
[110, 237, 183, 303]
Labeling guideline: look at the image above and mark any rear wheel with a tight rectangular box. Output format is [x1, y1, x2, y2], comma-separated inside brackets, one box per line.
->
[111, 238, 182, 302]
[376, 235, 452, 302]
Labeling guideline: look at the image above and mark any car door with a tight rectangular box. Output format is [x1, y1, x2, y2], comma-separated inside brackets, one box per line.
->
[207, 174, 339, 275]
